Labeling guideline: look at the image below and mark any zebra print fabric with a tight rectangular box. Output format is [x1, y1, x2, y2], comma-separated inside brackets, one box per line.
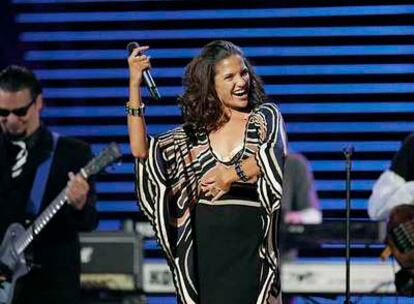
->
[135, 102, 287, 303]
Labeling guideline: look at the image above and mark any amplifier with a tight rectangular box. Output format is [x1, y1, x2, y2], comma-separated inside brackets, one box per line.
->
[79, 231, 143, 291]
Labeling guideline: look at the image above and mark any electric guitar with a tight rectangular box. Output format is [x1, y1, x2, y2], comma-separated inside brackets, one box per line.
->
[0, 142, 121, 304]
[386, 204, 414, 295]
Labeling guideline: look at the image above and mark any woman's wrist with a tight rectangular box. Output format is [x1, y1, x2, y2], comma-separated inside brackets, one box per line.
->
[127, 100, 141, 107]
[234, 162, 249, 182]
[225, 166, 239, 185]
[126, 102, 145, 116]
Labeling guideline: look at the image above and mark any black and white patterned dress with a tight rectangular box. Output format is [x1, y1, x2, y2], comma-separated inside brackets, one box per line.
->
[135, 102, 287, 304]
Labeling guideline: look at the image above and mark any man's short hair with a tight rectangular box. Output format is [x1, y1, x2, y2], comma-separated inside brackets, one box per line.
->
[0, 65, 42, 100]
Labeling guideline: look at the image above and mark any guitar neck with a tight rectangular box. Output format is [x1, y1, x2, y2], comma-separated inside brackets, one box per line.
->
[15, 188, 68, 255]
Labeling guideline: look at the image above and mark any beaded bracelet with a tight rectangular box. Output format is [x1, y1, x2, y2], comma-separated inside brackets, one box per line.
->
[126, 102, 145, 117]
[235, 162, 249, 182]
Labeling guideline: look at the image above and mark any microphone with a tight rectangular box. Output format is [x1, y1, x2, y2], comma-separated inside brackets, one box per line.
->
[343, 145, 355, 156]
[127, 41, 161, 101]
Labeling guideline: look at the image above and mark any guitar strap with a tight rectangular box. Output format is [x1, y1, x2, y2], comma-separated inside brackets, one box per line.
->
[27, 132, 60, 216]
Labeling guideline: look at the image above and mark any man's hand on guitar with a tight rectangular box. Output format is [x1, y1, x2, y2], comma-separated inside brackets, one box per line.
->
[0, 262, 13, 285]
[0, 275, 5, 292]
[66, 172, 89, 210]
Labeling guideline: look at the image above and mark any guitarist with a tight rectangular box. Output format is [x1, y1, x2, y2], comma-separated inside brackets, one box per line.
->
[368, 133, 414, 294]
[0, 65, 98, 304]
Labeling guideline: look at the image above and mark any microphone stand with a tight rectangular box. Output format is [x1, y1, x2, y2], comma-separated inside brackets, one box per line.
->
[343, 146, 354, 304]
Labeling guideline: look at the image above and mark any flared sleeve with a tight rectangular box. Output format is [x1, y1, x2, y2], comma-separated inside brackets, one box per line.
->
[135, 136, 164, 224]
[253, 102, 288, 213]
[134, 129, 200, 304]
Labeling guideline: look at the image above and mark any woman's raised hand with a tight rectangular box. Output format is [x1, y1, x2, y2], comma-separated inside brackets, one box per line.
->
[128, 45, 150, 86]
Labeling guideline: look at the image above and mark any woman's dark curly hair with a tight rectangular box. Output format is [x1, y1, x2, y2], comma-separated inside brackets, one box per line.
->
[178, 40, 266, 133]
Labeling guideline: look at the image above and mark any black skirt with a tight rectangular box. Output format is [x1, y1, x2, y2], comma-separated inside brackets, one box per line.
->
[194, 185, 265, 304]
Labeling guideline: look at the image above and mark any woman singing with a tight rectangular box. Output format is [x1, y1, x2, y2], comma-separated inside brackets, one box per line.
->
[127, 40, 287, 304]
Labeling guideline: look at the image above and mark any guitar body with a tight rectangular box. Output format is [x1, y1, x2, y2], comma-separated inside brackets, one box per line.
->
[387, 205, 414, 268]
[0, 223, 30, 304]
[387, 204, 414, 295]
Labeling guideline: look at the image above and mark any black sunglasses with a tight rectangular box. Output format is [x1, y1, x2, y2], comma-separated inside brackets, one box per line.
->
[0, 98, 36, 117]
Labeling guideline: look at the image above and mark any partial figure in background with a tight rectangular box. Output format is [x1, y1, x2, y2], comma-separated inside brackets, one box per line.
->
[280, 152, 321, 304]
[368, 134, 414, 295]
[282, 152, 322, 225]
[368, 133, 414, 221]
[127, 40, 287, 303]
[0, 65, 98, 304]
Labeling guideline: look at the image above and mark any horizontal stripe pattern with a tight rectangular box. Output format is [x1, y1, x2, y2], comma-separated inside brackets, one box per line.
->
[16, 5, 414, 23]
[47, 122, 414, 136]
[20, 26, 414, 41]
[94, 179, 377, 193]
[25, 45, 414, 61]
[40, 84, 414, 99]
[92, 160, 390, 175]
[32, 64, 414, 78]
[41, 102, 414, 118]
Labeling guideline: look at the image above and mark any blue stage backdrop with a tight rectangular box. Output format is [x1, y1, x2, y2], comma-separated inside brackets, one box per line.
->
[6, 0, 414, 302]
